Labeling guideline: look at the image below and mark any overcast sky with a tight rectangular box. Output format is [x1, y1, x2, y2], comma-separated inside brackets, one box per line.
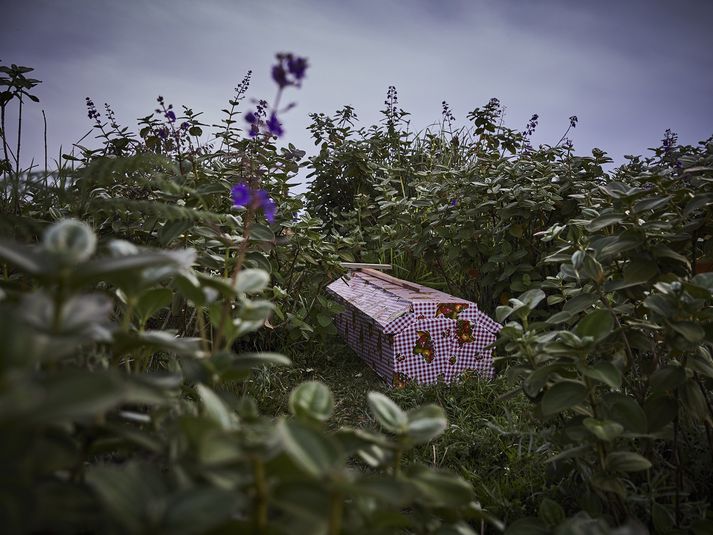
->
[2, 0, 712, 192]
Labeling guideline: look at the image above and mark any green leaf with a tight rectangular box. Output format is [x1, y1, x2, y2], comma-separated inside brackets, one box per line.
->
[134, 287, 172, 322]
[583, 418, 624, 442]
[163, 488, 240, 535]
[541, 381, 587, 416]
[278, 418, 343, 478]
[574, 310, 613, 343]
[0, 239, 45, 274]
[538, 497, 565, 527]
[367, 392, 408, 434]
[229, 351, 291, 369]
[518, 289, 546, 309]
[86, 462, 165, 533]
[406, 404, 447, 443]
[352, 476, 413, 506]
[581, 361, 622, 389]
[196, 383, 237, 431]
[234, 268, 270, 293]
[645, 395, 678, 433]
[505, 517, 549, 535]
[545, 310, 574, 324]
[407, 465, 474, 507]
[608, 396, 648, 435]
[633, 195, 671, 213]
[669, 321, 705, 343]
[289, 381, 334, 422]
[644, 294, 675, 318]
[563, 293, 598, 314]
[587, 212, 624, 231]
[649, 366, 686, 393]
[605, 451, 651, 472]
[250, 224, 275, 242]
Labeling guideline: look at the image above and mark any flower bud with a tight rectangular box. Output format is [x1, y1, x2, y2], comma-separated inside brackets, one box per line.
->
[42, 219, 97, 265]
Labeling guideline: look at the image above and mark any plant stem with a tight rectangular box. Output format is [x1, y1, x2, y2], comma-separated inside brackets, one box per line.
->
[212, 201, 256, 353]
[328, 490, 343, 535]
[253, 458, 268, 533]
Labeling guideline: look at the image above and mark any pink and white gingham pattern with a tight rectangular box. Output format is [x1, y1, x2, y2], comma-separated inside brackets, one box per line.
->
[327, 271, 501, 386]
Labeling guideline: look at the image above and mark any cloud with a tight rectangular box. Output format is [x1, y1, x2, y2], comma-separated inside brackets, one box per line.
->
[1, 0, 711, 192]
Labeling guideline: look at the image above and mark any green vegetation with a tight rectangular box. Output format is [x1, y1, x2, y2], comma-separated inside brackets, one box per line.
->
[1, 58, 713, 534]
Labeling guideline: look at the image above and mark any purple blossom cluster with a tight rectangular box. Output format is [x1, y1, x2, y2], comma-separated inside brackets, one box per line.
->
[243, 53, 308, 139]
[231, 182, 277, 223]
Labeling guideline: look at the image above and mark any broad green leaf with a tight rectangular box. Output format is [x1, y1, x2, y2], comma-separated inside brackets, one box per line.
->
[134, 287, 172, 322]
[581, 361, 622, 389]
[518, 289, 546, 309]
[234, 268, 270, 293]
[574, 310, 613, 343]
[278, 418, 343, 478]
[608, 397, 648, 435]
[541, 381, 587, 416]
[229, 351, 291, 369]
[0, 239, 45, 274]
[644, 294, 675, 318]
[406, 404, 447, 443]
[86, 462, 165, 533]
[407, 465, 474, 507]
[351, 476, 413, 506]
[583, 418, 624, 442]
[644, 395, 678, 432]
[669, 321, 705, 343]
[289, 381, 334, 422]
[367, 392, 408, 434]
[680, 379, 708, 422]
[605, 451, 651, 472]
[250, 223, 275, 242]
[563, 293, 597, 314]
[163, 488, 241, 535]
[523, 365, 563, 398]
[196, 383, 237, 431]
[538, 497, 565, 527]
[649, 366, 686, 393]
[587, 212, 624, 231]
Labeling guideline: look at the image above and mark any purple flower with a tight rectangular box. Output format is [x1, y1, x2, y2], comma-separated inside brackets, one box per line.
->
[230, 184, 278, 223]
[569, 115, 578, 129]
[287, 55, 308, 80]
[256, 189, 277, 223]
[231, 183, 251, 207]
[266, 113, 284, 137]
[165, 110, 176, 122]
[245, 111, 257, 124]
[272, 64, 289, 89]
[180, 121, 190, 130]
[248, 124, 259, 138]
[450, 199, 457, 207]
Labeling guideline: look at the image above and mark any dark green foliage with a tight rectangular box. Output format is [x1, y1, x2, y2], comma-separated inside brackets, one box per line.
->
[2, 56, 713, 533]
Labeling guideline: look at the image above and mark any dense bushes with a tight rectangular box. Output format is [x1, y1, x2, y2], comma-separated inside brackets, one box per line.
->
[306, 90, 713, 532]
[2, 56, 713, 533]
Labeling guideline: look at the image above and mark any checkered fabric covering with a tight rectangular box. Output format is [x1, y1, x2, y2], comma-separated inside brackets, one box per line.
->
[327, 270, 501, 386]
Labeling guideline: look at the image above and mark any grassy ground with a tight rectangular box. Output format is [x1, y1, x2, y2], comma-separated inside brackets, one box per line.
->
[239, 338, 553, 524]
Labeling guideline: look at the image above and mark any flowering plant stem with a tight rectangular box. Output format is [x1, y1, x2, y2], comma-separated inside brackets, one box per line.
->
[212, 201, 256, 354]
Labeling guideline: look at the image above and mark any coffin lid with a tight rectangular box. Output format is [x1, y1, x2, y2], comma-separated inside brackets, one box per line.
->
[326, 268, 501, 336]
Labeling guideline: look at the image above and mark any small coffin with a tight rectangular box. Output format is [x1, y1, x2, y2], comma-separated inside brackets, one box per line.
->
[326, 267, 501, 386]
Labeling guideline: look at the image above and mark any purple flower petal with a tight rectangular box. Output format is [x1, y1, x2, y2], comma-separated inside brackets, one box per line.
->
[272, 65, 289, 88]
[256, 189, 277, 223]
[166, 110, 176, 122]
[266, 113, 284, 137]
[287, 56, 308, 80]
[231, 183, 251, 207]
[244, 111, 256, 124]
